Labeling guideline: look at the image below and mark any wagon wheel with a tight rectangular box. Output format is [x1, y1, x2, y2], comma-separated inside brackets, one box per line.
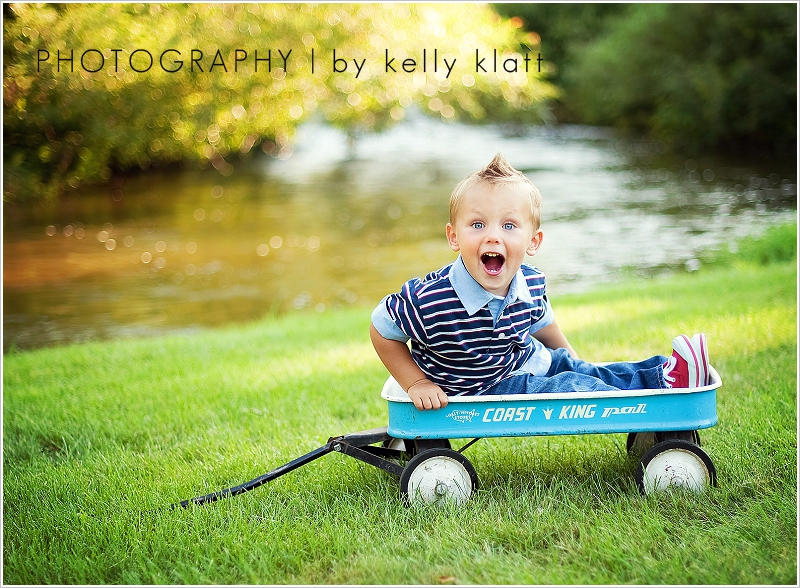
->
[393, 438, 451, 459]
[400, 448, 478, 507]
[628, 431, 702, 455]
[635, 439, 717, 495]
[626, 432, 658, 456]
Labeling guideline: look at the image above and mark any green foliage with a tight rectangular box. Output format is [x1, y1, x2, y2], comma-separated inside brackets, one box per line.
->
[567, 4, 797, 153]
[492, 3, 628, 84]
[494, 3, 797, 155]
[3, 3, 557, 202]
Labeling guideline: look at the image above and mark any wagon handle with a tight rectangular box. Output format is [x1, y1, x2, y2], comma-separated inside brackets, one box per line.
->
[170, 441, 336, 509]
[169, 427, 398, 509]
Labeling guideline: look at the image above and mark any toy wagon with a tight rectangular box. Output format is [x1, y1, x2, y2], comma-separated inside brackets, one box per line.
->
[173, 366, 722, 508]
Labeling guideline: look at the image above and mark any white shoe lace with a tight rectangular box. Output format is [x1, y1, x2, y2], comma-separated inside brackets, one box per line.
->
[662, 355, 677, 387]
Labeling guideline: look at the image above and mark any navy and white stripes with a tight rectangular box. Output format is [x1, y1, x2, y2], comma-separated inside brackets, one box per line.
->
[381, 262, 551, 395]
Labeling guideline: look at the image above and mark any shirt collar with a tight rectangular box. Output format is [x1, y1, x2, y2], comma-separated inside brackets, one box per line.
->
[449, 255, 533, 316]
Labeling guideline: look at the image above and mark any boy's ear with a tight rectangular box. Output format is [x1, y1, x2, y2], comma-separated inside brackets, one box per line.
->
[526, 229, 543, 256]
[446, 223, 460, 252]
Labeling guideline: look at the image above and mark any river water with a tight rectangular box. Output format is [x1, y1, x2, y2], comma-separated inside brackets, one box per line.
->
[3, 114, 796, 352]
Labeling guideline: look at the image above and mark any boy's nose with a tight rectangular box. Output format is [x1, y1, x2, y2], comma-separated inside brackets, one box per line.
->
[484, 229, 501, 243]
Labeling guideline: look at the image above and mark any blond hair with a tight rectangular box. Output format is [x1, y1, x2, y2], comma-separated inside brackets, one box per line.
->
[449, 153, 542, 229]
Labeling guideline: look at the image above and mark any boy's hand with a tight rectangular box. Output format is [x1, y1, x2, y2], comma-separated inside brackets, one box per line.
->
[369, 324, 449, 410]
[407, 380, 449, 410]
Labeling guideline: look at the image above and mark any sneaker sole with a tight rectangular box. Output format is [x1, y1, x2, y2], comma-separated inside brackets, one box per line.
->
[673, 334, 704, 388]
[692, 333, 710, 386]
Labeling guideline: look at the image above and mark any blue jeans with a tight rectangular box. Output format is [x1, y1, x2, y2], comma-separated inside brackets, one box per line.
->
[481, 348, 668, 395]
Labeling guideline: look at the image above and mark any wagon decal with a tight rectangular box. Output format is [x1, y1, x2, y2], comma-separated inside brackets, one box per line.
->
[447, 406, 538, 424]
[445, 402, 649, 425]
[482, 406, 536, 422]
[445, 409, 480, 423]
[552, 402, 648, 420]
[602, 403, 647, 418]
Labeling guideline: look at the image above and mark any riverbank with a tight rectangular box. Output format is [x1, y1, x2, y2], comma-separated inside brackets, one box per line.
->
[4, 114, 796, 353]
[3, 237, 796, 583]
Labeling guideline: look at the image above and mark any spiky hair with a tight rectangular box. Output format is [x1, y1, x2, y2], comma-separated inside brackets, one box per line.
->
[448, 153, 542, 228]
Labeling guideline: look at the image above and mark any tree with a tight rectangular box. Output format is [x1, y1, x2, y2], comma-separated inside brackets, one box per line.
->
[494, 3, 797, 155]
[3, 3, 557, 202]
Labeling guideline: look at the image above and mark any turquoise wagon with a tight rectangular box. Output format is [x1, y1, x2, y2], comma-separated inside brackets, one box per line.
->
[174, 366, 722, 508]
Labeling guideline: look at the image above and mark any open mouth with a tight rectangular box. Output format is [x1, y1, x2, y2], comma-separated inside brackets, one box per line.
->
[481, 252, 505, 276]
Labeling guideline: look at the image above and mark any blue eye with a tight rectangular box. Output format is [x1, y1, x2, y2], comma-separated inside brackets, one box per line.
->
[472, 221, 485, 229]
[503, 222, 515, 230]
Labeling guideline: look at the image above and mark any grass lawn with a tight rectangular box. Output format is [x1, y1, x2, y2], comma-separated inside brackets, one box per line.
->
[3, 232, 797, 584]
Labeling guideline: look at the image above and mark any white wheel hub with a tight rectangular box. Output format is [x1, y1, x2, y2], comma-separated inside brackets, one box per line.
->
[405, 455, 473, 506]
[642, 447, 711, 493]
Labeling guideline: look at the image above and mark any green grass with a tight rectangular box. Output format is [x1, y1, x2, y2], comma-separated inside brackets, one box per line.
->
[700, 221, 797, 268]
[4, 235, 796, 584]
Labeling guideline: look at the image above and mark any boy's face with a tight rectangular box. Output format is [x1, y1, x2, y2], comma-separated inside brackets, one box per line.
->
[446, 182, 543, 297]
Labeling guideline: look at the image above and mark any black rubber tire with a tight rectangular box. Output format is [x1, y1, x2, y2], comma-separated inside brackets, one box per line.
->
[400, 448, 478, 507]
[635, 439, 717, 495]
[626, 432, 658, 456]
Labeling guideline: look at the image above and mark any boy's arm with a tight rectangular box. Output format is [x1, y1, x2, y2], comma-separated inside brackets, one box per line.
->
[370, 323, 449, 410]
[532, 321, 579, 359]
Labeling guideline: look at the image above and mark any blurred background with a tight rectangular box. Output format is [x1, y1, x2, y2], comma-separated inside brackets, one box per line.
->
[3, 3, 797, 352]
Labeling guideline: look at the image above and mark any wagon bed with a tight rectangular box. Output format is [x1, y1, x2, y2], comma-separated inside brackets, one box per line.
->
[383, 367, 721, 439]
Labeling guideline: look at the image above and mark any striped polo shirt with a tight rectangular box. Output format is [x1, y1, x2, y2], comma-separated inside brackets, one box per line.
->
[371, 255, 554, 395]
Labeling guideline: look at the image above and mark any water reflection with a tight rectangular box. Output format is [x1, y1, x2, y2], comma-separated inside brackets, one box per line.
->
[3, 115, 796, 351]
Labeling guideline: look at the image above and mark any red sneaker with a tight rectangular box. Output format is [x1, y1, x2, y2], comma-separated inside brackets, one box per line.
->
[662, 334, 710, 388]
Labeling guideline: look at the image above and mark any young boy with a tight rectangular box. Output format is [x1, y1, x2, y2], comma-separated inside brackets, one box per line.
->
[370, 154, 710, 411]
